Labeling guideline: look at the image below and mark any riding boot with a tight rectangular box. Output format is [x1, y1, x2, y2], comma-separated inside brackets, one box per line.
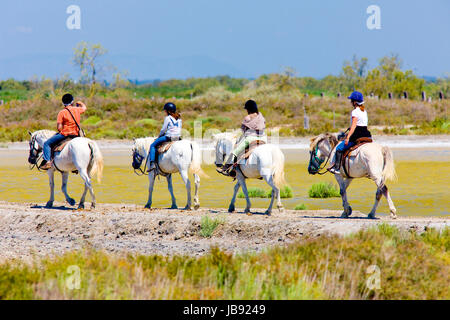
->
[40, 160, 52, 170]
[328, 150, 343, 174]
[147, 161, 157, 172]
[216, 154, 237, 176]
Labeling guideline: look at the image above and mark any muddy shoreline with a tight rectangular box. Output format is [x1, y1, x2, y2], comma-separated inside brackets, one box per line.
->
[0, 201, 448, 263]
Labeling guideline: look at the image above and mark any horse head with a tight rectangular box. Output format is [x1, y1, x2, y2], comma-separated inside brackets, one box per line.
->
[308, 133, 339, 174]
[28, 131, 42, 165]
[212, 132, 238, 168]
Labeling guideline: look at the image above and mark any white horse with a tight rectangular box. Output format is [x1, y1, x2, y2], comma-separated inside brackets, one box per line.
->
[28, 130, 104, 209]
[308, 133, 397, 219]
[131, 137, 205, 210]
[213, 132, 286, 215]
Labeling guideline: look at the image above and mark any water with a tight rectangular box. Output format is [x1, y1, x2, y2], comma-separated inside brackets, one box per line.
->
[0, 148, 448, 216]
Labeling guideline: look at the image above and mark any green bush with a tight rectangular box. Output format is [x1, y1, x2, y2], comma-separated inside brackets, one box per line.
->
[294, 203, 307, 210]
[308, 182, 340, 198]
[238, 186, 293, 199]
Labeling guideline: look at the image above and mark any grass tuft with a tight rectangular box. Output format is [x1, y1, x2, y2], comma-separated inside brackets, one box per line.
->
[238, 186, 293, 199]
[308, 182, 340, 198]
[294, 203, 307, 210]
[199, 215, 225, 238]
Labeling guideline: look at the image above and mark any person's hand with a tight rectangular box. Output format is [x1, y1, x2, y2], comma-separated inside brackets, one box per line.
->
[345, 138, 349, 146]
[75, 101, 82, 107]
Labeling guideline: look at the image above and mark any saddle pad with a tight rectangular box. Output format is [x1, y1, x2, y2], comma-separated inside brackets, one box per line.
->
[53, 139, 72, 153]
[237, 140, 266, 162]
[343, 137, 373, 159]
[157, 141, 175, 154]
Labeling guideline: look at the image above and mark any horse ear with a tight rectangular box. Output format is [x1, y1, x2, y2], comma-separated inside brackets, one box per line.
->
[28, 131, 33, 136]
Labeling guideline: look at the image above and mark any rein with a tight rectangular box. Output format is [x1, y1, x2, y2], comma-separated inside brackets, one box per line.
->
[133, 151, 149, 176]
[311, 143, 334, 175]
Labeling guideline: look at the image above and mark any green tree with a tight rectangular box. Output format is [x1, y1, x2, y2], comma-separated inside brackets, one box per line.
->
[73, 41, 108, 84]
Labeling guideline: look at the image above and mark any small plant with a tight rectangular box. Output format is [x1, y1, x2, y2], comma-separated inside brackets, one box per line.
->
[238, 186, 293, 199]
[308, 182, 340, 198]
[199, 215, 225, 238]
[294, 203, 307, 210]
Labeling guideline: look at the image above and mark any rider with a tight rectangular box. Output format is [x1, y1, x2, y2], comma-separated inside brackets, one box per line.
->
[216, 99, 267, 176]
[40, 93, 87, 170]
[147, 102, 182, 172]
[328, 91, 371, 174]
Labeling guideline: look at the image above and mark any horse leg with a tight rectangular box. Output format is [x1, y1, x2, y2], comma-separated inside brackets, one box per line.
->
[179, 169, 192, 210]
[237, 173, 251, 215]
[262, 174, 278, 216]
[166, 174, 177, 209]
[193, 173, 200, 210]
[228, 182, 241, 213]
[145, 171, 156, 209]
[78, 169, 95, 209]
[46, 169, 55, 208]
[335, 174, 353, 218]
[61, 172, 76, 206]
[382, 185, 397, 219]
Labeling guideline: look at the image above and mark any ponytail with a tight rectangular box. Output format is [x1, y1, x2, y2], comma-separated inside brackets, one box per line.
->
[359, 105, 365, 112]
[168, 111, 181, 120]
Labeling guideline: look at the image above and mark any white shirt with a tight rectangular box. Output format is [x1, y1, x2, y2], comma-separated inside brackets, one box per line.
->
[351, 107, 368, 126]
[160, 115, 182, 137]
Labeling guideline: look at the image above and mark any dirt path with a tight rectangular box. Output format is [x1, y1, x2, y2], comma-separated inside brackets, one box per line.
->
[0, 201, 448, 262]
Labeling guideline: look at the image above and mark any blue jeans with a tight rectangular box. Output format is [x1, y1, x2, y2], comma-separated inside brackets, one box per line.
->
[336, 140, 355, 152]
[148, 135, 171, 162]
[43, 133, 66, 161]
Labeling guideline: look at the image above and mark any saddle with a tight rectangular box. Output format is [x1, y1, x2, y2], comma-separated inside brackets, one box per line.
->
[50, 135, 78, 174]
[229, 140, 266, 178]
[341, 137, 373, 177]
[157, 141, 176, 154]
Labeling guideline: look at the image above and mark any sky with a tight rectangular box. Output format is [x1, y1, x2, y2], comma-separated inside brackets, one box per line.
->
[0, 0, 449, 80]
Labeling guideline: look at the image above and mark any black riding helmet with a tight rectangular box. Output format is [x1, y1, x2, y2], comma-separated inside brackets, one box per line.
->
[163, 102, 176, 113]
[244, 100, 258, 113]
[62, 93, 74, 106]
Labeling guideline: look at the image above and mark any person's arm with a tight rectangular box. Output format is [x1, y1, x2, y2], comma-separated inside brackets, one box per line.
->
[345, 117, 358, 145]
[159, 117, 169, 137]
[75, 101, 87, 113]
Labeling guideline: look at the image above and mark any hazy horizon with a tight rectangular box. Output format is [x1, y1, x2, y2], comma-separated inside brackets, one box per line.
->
[1, 0, 449, 80]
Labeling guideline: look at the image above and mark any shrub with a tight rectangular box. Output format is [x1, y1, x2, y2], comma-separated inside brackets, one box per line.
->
[294, 203, 307, 210]
[238, 186, 293, 199]
[308, 182, 340, 198]
[199, 215, 225, 238]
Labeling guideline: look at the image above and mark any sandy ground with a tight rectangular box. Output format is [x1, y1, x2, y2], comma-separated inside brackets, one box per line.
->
[0, 201, 448, 263]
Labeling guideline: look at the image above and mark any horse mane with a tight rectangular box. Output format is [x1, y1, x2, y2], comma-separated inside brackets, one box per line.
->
[33, 129, 57, 140]
[133, 137, 156, 155]
[309, 133, 338, 151]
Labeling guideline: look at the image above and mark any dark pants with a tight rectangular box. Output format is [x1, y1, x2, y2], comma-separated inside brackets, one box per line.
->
[43, 133, 66, 161]
[148, 135, 171, 162]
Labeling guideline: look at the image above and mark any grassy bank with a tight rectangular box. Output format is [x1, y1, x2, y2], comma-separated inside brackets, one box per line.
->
[0, 225, 448, 300]
[0, 85, 449, 142]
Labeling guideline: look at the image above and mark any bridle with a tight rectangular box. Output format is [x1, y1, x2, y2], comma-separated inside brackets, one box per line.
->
[308, 139, 333, 175]
[214, 139, 229, 168]
[28, 135, 43, 171]
[132, 148, 149, 176]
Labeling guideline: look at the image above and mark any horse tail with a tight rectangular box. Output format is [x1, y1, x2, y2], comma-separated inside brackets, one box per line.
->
[382, 146, 397, 182]
[87, 140, 104, 183]
[272, 146, 286, 189]
[189, 141, 208, 178]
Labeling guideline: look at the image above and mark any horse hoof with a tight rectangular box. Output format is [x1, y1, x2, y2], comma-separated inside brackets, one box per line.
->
[347, 206, 352, 216]
[68, 198, 76, 206]
[340, 212, 349, 218]
[77, 204, 85, 210]
[45, 201, 53, 208]
[144, 204, 151, 209]
[368, 214, 376, 219]
[228, 205, 235, 213]
[170, 205, 178, 209]
[183, 206, 192, 211]
[194, 204, 200, 210]
[91, 203, 96, 209]
[278, 206, 285, 213]
[265, 210, 272, 216]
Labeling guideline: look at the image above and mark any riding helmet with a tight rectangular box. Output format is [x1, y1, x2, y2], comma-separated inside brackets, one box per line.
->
[244, 100, 258, 113]
[348, 91, 364, 105]
[163, 102, 177, 113]
[62, 93, 74, 106]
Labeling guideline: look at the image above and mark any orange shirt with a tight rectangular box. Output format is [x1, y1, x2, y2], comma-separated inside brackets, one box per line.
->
[57, 106, 85, 136]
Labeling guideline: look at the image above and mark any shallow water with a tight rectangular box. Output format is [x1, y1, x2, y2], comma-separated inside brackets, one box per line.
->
[0, 148, 448, 216]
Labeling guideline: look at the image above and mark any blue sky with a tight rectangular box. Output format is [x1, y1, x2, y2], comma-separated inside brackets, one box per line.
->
[0, 0, 449, 80]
